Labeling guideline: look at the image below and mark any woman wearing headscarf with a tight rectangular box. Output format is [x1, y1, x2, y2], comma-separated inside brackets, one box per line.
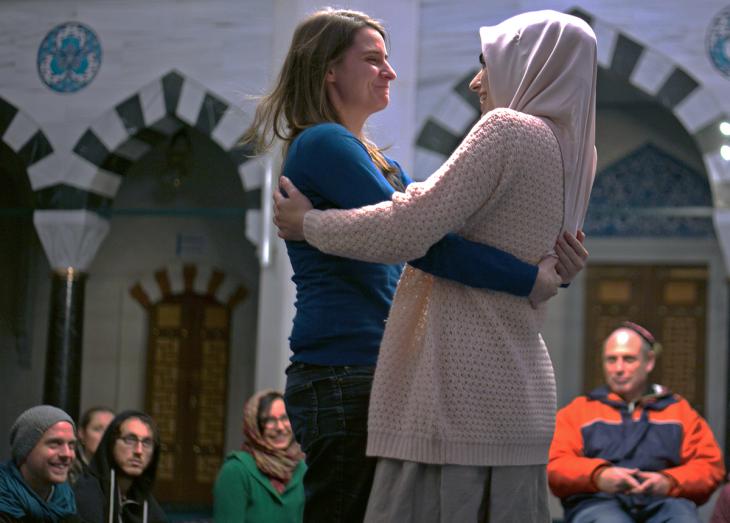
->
[213, 390, 305, 523]
[274, 10, 597, 522]
[73, 411, 167, 523]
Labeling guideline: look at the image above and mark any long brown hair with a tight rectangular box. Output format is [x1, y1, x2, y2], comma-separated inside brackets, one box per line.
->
[241, 8, 401, 188]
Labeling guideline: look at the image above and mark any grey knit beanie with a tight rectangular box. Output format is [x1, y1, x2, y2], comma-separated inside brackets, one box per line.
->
[9, 405, 76, 464]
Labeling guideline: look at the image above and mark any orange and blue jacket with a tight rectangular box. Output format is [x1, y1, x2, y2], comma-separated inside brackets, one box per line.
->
[548, 385, 724, 520]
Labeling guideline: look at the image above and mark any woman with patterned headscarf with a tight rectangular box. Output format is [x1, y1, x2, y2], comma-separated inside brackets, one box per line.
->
[213, 390, 306, 523]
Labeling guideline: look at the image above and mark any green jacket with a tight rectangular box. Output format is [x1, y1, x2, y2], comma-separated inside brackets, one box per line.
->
[213, 451, 306, 523]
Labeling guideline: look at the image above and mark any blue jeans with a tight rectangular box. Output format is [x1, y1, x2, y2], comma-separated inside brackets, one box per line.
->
[571, 497, 700, 522]
[284, 362, 376, 523]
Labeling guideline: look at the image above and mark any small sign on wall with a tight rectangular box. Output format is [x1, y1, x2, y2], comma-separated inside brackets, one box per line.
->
[37, 22, 102, 93]
[176, 233, 208, 259]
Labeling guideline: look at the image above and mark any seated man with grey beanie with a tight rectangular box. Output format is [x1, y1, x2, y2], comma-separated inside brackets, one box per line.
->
[0, 405, 80, 522]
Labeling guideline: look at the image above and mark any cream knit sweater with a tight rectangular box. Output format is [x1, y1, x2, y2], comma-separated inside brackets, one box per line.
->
[304, 108, 564, 466]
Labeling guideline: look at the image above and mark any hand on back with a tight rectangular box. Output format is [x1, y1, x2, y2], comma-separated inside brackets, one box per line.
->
[528, 230, 588, 308]
[555, 230, 588, 284]
[273, 176, 313, 241]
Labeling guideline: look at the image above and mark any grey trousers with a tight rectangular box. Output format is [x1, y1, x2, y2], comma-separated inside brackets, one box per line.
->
[364, 458, 550, 523]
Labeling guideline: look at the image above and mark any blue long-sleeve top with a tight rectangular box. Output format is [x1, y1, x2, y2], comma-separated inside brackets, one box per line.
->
[283, 123, 537, 366]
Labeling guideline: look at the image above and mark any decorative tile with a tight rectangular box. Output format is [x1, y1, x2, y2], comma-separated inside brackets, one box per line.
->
[630, 48, 675, 95]
[162, 71, 184, 116]
[228, 142, 254, 167]
[139, 79, 167, 127]
[176, 80, 206, 126]
[452, 69, 480, 112]
[414, 147, 448, 182]
[416, 118, 461, 157]
[135, 124, 172, 148]
[2, 110, 39, 153]
[37, 22, 102, 93]
[0, 98, 18, 138]
[91, 109, 130, 152]
[655, 68, 698, 109]
[238, 157, 262, 191]
[674, 87, 723, 135]
[28, 152, 64, 190]
[585, 143, 714, 237]
[114, 137, 152, 161]
[73, 129, 109, 167]
[593, 19, 619, 69]
[100, 153, 134, 177]
[17, 131, 53, 167]
[63, 154, 121, 198]
[195, 93, 228, 135]
[566, 8, 593, 25]
[115, 94, 146, 135]
[611, 34, 644, 79]
[704, 150, 730, 186]
[706, 6, 730, 79]
[693, 117, 729, 155]
[432, 91, 479, 138]
[211, 108, 253, 151]
[243, 188, 261, 210]
[245, 209, 261, 246]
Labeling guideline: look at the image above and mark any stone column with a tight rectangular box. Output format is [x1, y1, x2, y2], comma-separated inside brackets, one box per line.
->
[33, 210, 110, 420]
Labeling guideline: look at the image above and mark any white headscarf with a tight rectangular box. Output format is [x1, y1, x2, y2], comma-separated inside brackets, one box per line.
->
[479, 10, 597, 233]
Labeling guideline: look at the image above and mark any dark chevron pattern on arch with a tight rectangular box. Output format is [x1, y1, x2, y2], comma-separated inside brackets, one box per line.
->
[72, 71, 241, 178]
[416, 120, 462, 157]
[568, 6, 699, 111]
[415, 6, 725, 201]
[0, 97, 54, 168]
[1, 97, 54, 213]
[0, 98, 18, 138]
[415, 68, 481, 167]
[58, 70, 261, 220]
[656, 69, 699, 109]
[611, 34, 644, 79]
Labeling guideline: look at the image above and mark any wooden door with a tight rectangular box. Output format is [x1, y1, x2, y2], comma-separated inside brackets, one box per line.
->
[145, 295, 230, 504]
[583, 265, 707, 412]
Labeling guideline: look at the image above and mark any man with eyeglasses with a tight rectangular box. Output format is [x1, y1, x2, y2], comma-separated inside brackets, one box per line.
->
[548, 322, 724, 522]
[0, 405, 79, 522]
[73, 410, 167, 523]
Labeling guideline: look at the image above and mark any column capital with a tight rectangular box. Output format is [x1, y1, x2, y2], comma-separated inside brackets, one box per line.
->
[33, 209, 110, 271]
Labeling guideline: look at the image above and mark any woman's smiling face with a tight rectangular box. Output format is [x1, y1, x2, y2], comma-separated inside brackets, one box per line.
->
[326, 27, 397, 123]
[469, 54, 495, 115]
[261, 398, 293, 450]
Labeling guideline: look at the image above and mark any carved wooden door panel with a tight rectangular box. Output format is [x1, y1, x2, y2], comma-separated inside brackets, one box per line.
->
[584, 265, 707, 412]
[144, 296, 230, 504]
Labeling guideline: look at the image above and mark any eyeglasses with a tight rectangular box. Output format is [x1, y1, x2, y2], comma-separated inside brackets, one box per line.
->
[261, 414, 289, 430]
[117, 435, 154, 450]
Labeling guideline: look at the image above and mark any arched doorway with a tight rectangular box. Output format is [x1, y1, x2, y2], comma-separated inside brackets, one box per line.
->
[0, 97, 53, 418]
[131, 264, 247, 504]
[63, 72, 263, 487]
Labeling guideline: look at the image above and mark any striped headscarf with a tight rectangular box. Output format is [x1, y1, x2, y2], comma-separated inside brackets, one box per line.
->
[241, 389, 304, 492]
